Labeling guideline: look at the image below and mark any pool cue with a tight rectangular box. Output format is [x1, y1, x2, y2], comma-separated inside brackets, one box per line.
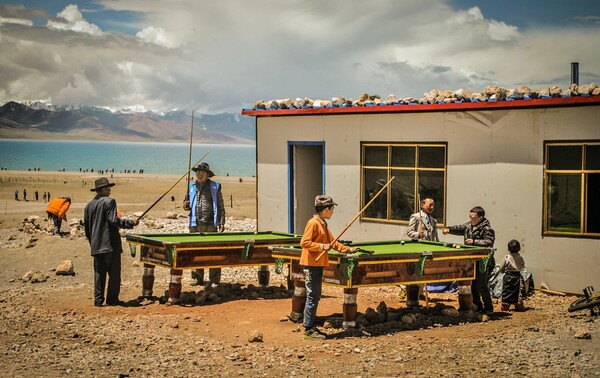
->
[315, 176, 395, 262]
[184, 110, 195, 201]
[136, 151, 209, 222]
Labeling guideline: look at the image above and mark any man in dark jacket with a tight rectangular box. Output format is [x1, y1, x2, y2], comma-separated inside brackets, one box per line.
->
[84, 177, 138, 307]
[442, 206, 495, 314]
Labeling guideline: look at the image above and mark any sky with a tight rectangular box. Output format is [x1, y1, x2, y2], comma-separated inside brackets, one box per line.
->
[0, 0, 599, 114]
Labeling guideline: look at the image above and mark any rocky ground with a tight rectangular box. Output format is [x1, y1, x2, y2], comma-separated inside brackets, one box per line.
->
[0, 215, 598, 377]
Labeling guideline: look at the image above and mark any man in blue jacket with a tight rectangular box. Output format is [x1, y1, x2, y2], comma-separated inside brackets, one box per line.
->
[84, 177, 138, 307]
[183, 162, 226, 286]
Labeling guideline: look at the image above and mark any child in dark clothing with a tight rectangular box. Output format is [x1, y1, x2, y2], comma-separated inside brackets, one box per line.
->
[499, 239, 526, 311]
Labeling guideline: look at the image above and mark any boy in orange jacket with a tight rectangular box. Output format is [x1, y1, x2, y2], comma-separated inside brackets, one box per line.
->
[46, 197, 71, 236]
[300, 195, 356, 340]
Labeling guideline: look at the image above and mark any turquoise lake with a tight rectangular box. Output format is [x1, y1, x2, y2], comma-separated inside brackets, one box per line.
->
[0, 140, 256, 177]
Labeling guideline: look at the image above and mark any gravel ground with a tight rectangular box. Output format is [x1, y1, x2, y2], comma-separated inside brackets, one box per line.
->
[0, 216, 598, 377]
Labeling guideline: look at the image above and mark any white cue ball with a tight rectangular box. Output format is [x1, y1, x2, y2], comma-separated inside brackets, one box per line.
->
[400, 240, 405, 245]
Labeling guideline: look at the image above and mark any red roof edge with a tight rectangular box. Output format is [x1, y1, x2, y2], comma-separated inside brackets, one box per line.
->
[241, 95, 600, 117]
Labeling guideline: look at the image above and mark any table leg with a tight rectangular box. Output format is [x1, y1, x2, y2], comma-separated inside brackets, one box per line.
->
[257, 265, 270, 287]
[406, 284, 420, 308]
[342, 288, 358, 329]
[141, 264, 155, 298]
[458, 282, 474, 313]
[290, 279, 306, 323]
[167, 269, 183, 305]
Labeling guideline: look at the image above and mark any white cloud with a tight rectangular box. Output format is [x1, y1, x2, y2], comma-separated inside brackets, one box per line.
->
[136, 26, 177, 48]
[0, 17, 33, 26]
[0, 1, 598, 113]
[46, 4, 103, 36]
[487, 20, 520, 41]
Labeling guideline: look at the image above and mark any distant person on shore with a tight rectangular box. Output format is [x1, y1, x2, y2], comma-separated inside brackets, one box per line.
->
[35, 191, 39, 201]
[46, 196, 72, 236]
[84, 177, 139, 307]
[48, 191, 51, 200]
[183, 162, 226, 287]
[23, 188, 27, 201]
[43, 192, 47, 202]
[14, 189, 18, 201]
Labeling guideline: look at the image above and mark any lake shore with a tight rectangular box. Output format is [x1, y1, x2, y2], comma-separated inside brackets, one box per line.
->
[0, 170, 256, 228]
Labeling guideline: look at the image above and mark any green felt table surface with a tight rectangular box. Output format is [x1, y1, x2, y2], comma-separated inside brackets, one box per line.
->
[269, 240, 488, 258]
[330, 240, 481, 256]
[126, 231, 301, 244]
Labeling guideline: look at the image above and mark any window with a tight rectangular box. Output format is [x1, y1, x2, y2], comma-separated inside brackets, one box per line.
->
[361, 143, 446, 224]
[544, 142, 600, 237]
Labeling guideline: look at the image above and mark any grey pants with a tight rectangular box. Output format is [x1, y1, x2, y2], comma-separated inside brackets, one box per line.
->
[189, 224, 221, 284]
[48, 212, 62, 234]
[302, 266, 323, 330]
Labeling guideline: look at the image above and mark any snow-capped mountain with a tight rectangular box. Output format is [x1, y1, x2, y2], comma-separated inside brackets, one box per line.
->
[0, 101, 255, 144]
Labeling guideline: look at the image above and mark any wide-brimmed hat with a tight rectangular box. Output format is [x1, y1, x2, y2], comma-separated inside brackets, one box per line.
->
[90, 177, 116, 192]
[315, 195, 337, 207]
[192, 162, 214, 177]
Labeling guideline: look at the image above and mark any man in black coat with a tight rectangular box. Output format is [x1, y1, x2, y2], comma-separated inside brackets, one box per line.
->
[443, 206, 496, 314]
[84, 177, 138, 307]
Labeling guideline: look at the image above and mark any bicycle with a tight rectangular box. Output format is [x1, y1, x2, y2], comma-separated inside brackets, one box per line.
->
[568, 286, 600, 316]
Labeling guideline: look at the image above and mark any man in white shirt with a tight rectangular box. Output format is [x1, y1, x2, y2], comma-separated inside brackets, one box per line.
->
[406, 197, 438, 241]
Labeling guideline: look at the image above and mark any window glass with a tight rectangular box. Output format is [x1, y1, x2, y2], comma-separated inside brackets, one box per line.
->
[390, 170, 415, 220]
[391, 146, 415, 167]
[586, 173, 600, 233]
[418, 146, 446, 168]
[361, 143, 446, 224]
[547, 145, 582, 170]
[363, 168, 388, 219]
[418, 170, 445, 224]
[585, 145, 600, 170]
[546, 173, 581, 233]
[364, 145, 388, 166]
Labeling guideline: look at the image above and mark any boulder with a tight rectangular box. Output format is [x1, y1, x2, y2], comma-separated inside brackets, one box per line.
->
[248, 330, 264, 342]
[56, 260, 75, 276]
[22, 270, 48, 283]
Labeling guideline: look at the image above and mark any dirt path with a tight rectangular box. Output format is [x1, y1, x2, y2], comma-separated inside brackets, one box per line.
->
[0, 232, 598, 377]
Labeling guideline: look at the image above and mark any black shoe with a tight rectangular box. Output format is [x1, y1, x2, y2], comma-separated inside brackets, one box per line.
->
[106, 300, 126, 306]
[94, 302, 103, 307]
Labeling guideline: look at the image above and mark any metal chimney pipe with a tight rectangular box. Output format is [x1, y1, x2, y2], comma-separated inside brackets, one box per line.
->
[571, 62, 579, 85]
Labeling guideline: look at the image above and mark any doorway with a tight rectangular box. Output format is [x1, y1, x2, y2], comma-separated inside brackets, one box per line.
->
[288, 142, 324, 233]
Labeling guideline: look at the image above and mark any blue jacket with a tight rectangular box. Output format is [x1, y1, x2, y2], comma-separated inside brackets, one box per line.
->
[188, 180, 224, 228]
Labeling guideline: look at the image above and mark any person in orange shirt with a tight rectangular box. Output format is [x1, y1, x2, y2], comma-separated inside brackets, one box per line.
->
[300, 195, 357, 340]
[46, 196, 71, 236]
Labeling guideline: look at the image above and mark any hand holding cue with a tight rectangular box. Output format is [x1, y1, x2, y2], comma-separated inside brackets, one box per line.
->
[315, 176, 395, 262]
[136, 151, 209, 222]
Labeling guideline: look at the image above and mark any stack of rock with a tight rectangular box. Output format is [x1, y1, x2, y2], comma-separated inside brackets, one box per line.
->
[250, 83, 600, 110]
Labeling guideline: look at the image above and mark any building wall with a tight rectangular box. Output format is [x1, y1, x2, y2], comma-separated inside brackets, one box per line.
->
[255, 105, 600, 293]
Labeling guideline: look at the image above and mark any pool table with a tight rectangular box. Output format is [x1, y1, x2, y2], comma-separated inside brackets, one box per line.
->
[126, 231, 301, 304]
[270, 239, 495, 328]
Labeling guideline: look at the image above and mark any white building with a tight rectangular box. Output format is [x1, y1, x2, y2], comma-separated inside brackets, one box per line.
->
[242, 95, 600, 294]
